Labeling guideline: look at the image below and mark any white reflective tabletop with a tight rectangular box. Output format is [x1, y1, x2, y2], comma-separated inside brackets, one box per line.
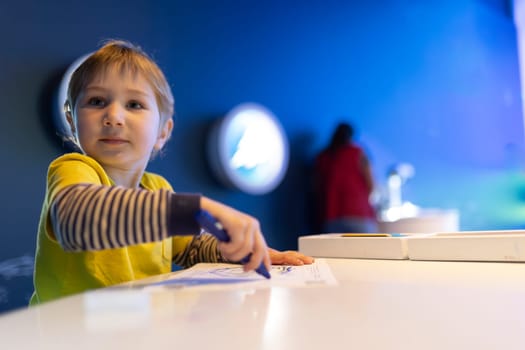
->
[2, 258, 525, 350]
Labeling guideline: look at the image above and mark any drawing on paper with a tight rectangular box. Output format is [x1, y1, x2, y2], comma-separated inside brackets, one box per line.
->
[209, 265, 293, 278]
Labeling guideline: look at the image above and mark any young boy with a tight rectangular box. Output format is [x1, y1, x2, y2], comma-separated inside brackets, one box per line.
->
[31, 39, 312, 305]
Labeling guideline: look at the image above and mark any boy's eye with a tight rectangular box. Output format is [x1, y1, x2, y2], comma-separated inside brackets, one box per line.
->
[127, 101, 144, 110]
[87, 97, 106, 107]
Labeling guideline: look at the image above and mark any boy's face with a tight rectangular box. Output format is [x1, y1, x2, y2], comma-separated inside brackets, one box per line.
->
[71, 69, 171, 172]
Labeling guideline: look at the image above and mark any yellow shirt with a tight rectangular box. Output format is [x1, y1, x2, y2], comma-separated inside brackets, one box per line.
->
[30, 153, 195, 305]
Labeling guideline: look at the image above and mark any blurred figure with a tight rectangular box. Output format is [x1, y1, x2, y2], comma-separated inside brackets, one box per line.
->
[313, 122, 377, 233]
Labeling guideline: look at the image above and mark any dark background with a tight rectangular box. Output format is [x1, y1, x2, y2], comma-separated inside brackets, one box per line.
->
[0, 0, 522, 313]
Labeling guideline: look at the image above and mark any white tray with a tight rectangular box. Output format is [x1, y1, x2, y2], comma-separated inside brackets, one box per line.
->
[298, 233, 410, 260]
[407, 230, 525, 262]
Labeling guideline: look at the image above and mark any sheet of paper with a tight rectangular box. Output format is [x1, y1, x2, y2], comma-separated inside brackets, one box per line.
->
[144, 258, 337, 291]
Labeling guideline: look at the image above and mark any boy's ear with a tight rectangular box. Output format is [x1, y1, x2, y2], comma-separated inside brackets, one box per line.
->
[65, 111, 76, 135]
[154, 118, 174, 150]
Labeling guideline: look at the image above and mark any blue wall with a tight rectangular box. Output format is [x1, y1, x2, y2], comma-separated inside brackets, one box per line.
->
[0, 0, 521, 313]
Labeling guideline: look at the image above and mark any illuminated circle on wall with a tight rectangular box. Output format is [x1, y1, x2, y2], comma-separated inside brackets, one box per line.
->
[207, 103, 290, 195]
[54, 53, 91, 144]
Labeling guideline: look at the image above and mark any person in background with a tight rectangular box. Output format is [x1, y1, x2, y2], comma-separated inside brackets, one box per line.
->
[31, 39, 312, 305]
[313, 122, 378, 233]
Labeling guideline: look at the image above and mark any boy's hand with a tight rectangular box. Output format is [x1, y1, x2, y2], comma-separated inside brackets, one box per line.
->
[200, 197, 270, 273]
[268, 248, 314, 266]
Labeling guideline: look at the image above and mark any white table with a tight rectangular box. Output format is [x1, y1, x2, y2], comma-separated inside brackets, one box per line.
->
[1, 258, 525, 349]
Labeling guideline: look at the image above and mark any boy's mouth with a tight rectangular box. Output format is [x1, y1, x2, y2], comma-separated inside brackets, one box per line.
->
[99, 138, 128, 144]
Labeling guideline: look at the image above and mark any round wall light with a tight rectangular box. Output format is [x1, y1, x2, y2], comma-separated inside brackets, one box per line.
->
[207, 103, 289, 195]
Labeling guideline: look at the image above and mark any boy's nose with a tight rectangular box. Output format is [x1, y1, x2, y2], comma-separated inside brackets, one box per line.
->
[103, 103, 124, 126]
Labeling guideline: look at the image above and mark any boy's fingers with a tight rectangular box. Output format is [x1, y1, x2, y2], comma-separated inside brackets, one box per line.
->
[263, 246, 271, 271]
[242, 230, 268, 272]
[219, 221, 256, 263]
[241, 231, 262, 271]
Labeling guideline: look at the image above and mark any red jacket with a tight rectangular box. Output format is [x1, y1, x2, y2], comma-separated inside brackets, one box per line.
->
[314, 143, 375, 221]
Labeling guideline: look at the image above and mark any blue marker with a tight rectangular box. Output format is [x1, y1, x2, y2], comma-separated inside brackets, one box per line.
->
[195, 209, 271, 279]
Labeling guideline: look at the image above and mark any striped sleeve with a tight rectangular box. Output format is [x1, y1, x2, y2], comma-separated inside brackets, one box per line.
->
[172, 232, 228, 268]
[50, 184, 201, 251]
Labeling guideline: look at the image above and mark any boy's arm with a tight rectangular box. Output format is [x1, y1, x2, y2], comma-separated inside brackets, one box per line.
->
[52, 182, 312, 266]
[171, 238, 314, 267]
[50, 183, 200, 251]
[172, 233, 228, 268]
